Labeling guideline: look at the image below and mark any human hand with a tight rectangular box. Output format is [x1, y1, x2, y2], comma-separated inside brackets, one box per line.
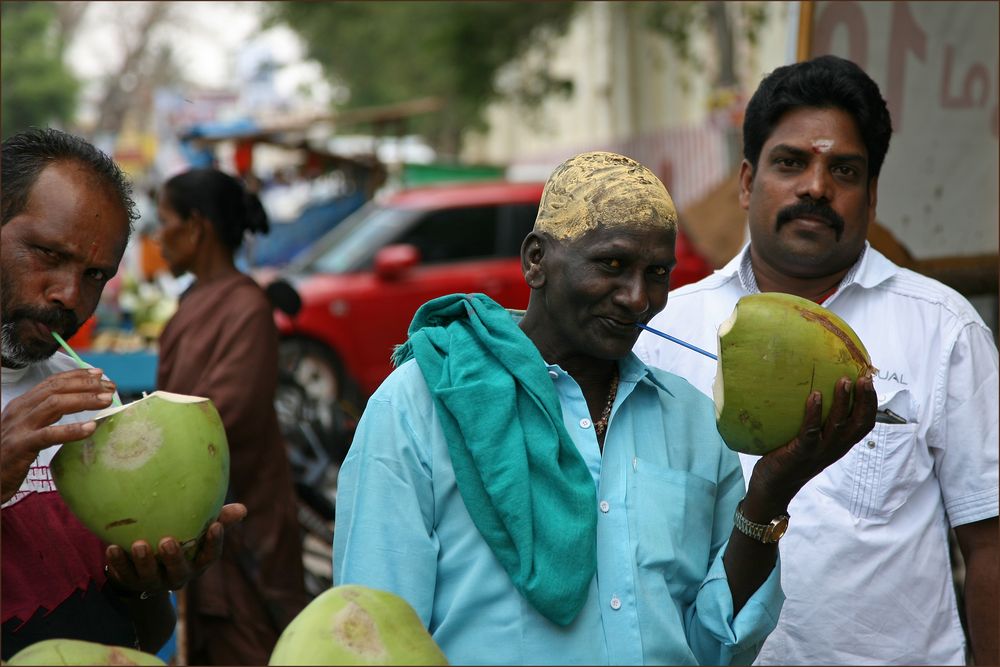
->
[1, 368, 116, 503]
[104, 503, 248, 597]
[744, 375, 877, 516]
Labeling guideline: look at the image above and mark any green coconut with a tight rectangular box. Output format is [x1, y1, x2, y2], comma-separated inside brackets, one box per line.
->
[6, 638, 166, 665]
[269, 585, 448, 666]
[51, 391, 229, 557]
[713, 292, 875, 455]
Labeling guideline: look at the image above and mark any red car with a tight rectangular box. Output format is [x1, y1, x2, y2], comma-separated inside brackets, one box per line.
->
[273, 181, 545, 432]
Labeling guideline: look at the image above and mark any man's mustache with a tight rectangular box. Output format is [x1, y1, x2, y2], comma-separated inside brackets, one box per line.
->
[776, 201, 845, 238]
[5, 305, 79, 339]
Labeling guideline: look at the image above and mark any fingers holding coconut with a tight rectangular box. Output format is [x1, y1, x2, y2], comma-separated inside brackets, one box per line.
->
[2, 417, 95, 503]
[105, 543, 169, 597]
[29, 367, 118, 418]
[1, 370, 115, 503]
[156, 537, 199, 590]
[215, 501, 249, 526]
[5, 368, 117, 448]
[750, 375, 877, 504]
[131, 541, 172, 590]
[107, 538, 193, 595]
[187, 503, 248, 574]
[823, 377, 878, 448]
[104, 502, 248, 594]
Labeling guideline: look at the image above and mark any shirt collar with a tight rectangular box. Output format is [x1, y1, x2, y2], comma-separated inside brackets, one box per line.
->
[514, 307, 673, 396]
[616, 352, 677, 398]
[543, 351, 675, 396]
[1, 364, 29, 384]
[726, 240, 895, 299]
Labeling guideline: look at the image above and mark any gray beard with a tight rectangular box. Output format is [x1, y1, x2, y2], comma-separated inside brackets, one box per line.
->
[1, 321, 34, 369]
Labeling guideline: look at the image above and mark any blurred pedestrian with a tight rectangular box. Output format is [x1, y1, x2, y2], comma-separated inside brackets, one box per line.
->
[155, 168, 309, 665]
[635, 55, 999, 665]
[1, 128, 245, 660]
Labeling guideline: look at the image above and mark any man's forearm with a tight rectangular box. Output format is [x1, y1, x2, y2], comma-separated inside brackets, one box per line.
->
[955, 517, 999, 666]
[963, 546, 999, 665]
[721, 492, 785, 615]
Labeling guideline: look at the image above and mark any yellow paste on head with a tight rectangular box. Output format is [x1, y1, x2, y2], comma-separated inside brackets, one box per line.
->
[534, 151, 678, 240]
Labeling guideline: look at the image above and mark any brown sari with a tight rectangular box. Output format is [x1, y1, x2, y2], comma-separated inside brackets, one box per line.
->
[157, 272, 308, 665]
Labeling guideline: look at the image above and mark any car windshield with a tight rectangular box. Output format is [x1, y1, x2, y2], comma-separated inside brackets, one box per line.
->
[289, 202, 421, 274]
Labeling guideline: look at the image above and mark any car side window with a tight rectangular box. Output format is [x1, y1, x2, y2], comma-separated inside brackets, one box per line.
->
[398, 206, 500, 264]
[497, 203, 540, 256]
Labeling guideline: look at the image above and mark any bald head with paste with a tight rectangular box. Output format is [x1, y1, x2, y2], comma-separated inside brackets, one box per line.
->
[533, 151, 678, 240]
[519, 150, 680, 370]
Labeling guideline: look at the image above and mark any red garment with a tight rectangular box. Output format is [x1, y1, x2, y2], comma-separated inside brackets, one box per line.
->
[1, 491, 108, 627]
[2, 355, 138, 656]
[156, 271, 308, 665]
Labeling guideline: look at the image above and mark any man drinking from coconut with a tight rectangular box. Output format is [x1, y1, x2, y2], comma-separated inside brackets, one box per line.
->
[635, 55, 999, 666]
[0, 128, 247, 659]
[333, 150, 877, 665]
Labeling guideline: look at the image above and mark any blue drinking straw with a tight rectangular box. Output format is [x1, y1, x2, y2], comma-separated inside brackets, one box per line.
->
[634, 323, 718, 361]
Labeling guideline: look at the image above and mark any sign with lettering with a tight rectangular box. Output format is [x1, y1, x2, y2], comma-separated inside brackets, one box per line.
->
[809, 1, 998, 259]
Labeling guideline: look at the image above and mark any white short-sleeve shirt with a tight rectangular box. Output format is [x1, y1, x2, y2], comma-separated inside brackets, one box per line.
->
[635, 243, 999, 665]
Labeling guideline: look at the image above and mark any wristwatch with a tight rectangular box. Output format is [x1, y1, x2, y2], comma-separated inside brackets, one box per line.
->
[733, 501, 790, 543]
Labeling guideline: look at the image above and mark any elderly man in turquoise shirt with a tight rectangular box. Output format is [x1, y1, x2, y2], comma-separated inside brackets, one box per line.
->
[333, 151, 877, 665]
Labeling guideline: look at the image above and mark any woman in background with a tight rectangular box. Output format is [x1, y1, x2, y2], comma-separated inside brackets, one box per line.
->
[155, 168, 308, 665]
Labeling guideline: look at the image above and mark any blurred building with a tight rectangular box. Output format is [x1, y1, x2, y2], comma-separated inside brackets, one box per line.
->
[462, 1, 792, 212]
[461, 1, 998, 333]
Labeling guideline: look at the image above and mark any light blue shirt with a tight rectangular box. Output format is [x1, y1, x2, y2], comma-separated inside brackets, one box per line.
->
[333, 352, 783, 665]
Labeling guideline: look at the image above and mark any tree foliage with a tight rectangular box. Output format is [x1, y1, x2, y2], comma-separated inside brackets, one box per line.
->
[640, 1, 770, 90]
[1, 2, 80, 139]
[265, 1, 578, 155]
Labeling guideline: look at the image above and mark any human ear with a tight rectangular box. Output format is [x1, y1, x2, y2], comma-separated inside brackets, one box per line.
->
[521, 232, 546, 289]
[866, 177, 879, 227]
[188, 211, 210, 244]
[738, 159, 754, 211]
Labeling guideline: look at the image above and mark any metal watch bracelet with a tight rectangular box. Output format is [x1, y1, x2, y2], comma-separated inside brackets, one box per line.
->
[733, 500, 790, 544]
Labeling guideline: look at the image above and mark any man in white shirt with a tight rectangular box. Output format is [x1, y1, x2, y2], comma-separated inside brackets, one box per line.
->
[634, 55, 998, 665]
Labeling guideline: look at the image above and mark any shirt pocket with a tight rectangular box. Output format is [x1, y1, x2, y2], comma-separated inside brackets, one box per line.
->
[627, 457, 717, 599]
[814, 389, 921, 520]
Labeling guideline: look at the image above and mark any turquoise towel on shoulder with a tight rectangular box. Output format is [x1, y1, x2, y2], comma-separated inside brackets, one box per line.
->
[391, 293, 597, 626]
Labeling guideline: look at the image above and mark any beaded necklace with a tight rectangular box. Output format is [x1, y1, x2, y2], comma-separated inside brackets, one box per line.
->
[593, 367, 620, 438]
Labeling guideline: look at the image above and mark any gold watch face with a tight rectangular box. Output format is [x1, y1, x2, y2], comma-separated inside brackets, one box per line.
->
[766, 516, 790, 542]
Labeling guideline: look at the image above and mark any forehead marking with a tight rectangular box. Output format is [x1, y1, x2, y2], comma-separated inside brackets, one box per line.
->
[811, 139, 834, 154]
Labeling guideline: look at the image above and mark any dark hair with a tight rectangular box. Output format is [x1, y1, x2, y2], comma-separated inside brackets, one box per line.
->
[1, 127, 139, 228]
[161, 168, 269, 251]
[743, 55, 893, 182]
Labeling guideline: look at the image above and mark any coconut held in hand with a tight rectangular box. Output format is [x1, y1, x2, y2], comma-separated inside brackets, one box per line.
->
[713, 293, 875, 455]
[51, 391, 229, 557]
[269, 585, 448, 665]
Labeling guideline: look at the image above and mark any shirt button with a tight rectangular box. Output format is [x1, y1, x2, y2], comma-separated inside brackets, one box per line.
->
[548, 370, 558, 379]
[599, 500, 610, 513]
[579, 418, 592, 429]
[867, 440, 876, 449]
[610, 595, 622, 610]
